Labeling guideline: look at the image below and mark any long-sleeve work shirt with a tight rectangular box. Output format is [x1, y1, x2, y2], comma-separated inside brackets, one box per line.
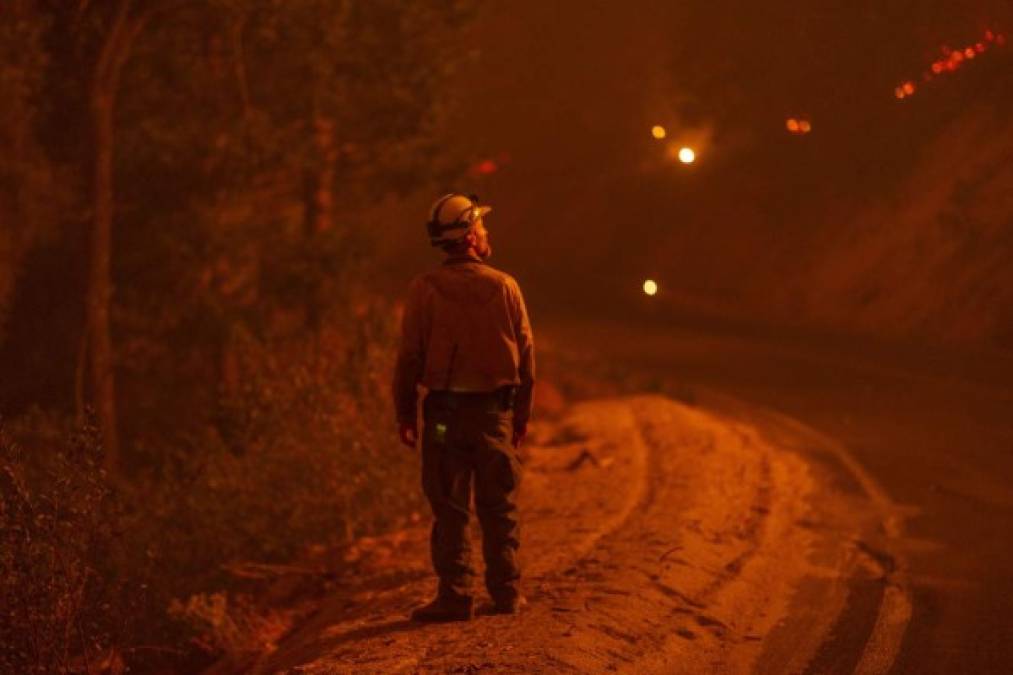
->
[392, 256, 535, 428]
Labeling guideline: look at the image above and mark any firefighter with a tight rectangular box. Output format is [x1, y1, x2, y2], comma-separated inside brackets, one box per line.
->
[393, 193, 535, 622]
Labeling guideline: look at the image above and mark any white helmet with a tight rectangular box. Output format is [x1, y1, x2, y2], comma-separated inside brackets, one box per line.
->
[426, 193, 492, 247]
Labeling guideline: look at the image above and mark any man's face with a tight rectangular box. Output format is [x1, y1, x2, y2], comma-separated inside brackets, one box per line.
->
[471, 219, 492, 259]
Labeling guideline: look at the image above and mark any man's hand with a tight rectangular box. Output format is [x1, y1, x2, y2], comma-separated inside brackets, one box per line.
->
[399, 421, 418, 448]
[511, 423, 527, 449]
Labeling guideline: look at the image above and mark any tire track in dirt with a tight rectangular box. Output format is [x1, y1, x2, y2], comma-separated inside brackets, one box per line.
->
[728, 405, 913, 675]
[563, 398, 817, 674]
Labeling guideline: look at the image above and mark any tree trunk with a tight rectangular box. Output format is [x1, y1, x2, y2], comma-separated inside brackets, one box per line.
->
[311, 115, 337, 233]
[301, 115, 338, 330]
[75, 329, 89, 426]
[88, 90, 119, 470]
[86, 0, 150, 474]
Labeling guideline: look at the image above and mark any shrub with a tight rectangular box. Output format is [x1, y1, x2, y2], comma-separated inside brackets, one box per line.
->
[0, 413, 114, 673]
[1, 298, 424, 669]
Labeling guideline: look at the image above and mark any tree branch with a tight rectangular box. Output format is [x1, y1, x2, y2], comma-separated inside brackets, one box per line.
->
[230, 10, 254, 118]
[93, 0, 131, 93]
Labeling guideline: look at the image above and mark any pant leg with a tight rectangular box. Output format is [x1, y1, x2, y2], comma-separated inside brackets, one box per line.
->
[472, 410, 522, 602]
[421, 405, 475, 601]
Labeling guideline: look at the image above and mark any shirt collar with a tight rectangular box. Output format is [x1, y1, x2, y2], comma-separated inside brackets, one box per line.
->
[442, 254, 484, 266]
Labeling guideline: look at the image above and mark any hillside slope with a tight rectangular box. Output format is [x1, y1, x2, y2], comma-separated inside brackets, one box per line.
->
[798, 105, 1013, 347]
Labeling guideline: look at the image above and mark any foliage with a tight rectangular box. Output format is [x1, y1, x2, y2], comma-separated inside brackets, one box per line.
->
[100, 0, 479, 457]
[0, 415, 115, 673]
[0, 3, 71, 342]
[1, 297, 422, 670]
[1, 0, 483, 670]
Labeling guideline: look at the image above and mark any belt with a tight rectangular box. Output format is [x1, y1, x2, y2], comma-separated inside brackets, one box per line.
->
[426, 385, 517, 412]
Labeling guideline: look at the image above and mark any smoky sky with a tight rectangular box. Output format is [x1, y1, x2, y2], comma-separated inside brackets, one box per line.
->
[408, 1, 1012, 308]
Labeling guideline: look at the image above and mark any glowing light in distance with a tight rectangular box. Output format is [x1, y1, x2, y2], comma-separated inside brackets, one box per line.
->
[902, 81, 915, 95]
[787, 117, 812, 135]
[643, 279, 659, 296]
[678, 147, 696, 164]
[651, 125, 667, 139]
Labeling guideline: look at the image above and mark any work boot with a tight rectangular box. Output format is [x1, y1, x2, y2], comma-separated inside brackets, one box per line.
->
[410, 595, 473, 623]
[489, 594, 526, 615]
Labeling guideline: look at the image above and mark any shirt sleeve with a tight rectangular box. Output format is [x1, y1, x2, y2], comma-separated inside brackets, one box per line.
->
[510, 279, 536, 428]
[392, 278, 427, 425]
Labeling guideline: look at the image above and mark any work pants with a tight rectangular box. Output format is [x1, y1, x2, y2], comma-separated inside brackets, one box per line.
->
[421, 393, 522, 604]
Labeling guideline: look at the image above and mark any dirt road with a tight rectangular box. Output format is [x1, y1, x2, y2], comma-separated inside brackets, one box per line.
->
[544, 312, 1013, 673]
[245, 391, 903, 674]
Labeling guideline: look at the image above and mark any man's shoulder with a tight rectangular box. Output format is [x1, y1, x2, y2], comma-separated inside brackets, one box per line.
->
[474, 262, 518, 286]
[475, 265, 526, 300]
[421, 261, 519, 288]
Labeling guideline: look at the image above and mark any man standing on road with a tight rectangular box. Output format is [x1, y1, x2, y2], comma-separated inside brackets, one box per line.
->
[393, 193, 535, 622]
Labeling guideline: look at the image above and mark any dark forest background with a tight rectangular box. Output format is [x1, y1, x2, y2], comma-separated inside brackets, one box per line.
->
[0, 1, 481, 671]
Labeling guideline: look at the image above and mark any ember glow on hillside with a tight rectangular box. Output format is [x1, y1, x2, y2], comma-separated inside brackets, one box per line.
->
[896, 26, 1006, 99]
